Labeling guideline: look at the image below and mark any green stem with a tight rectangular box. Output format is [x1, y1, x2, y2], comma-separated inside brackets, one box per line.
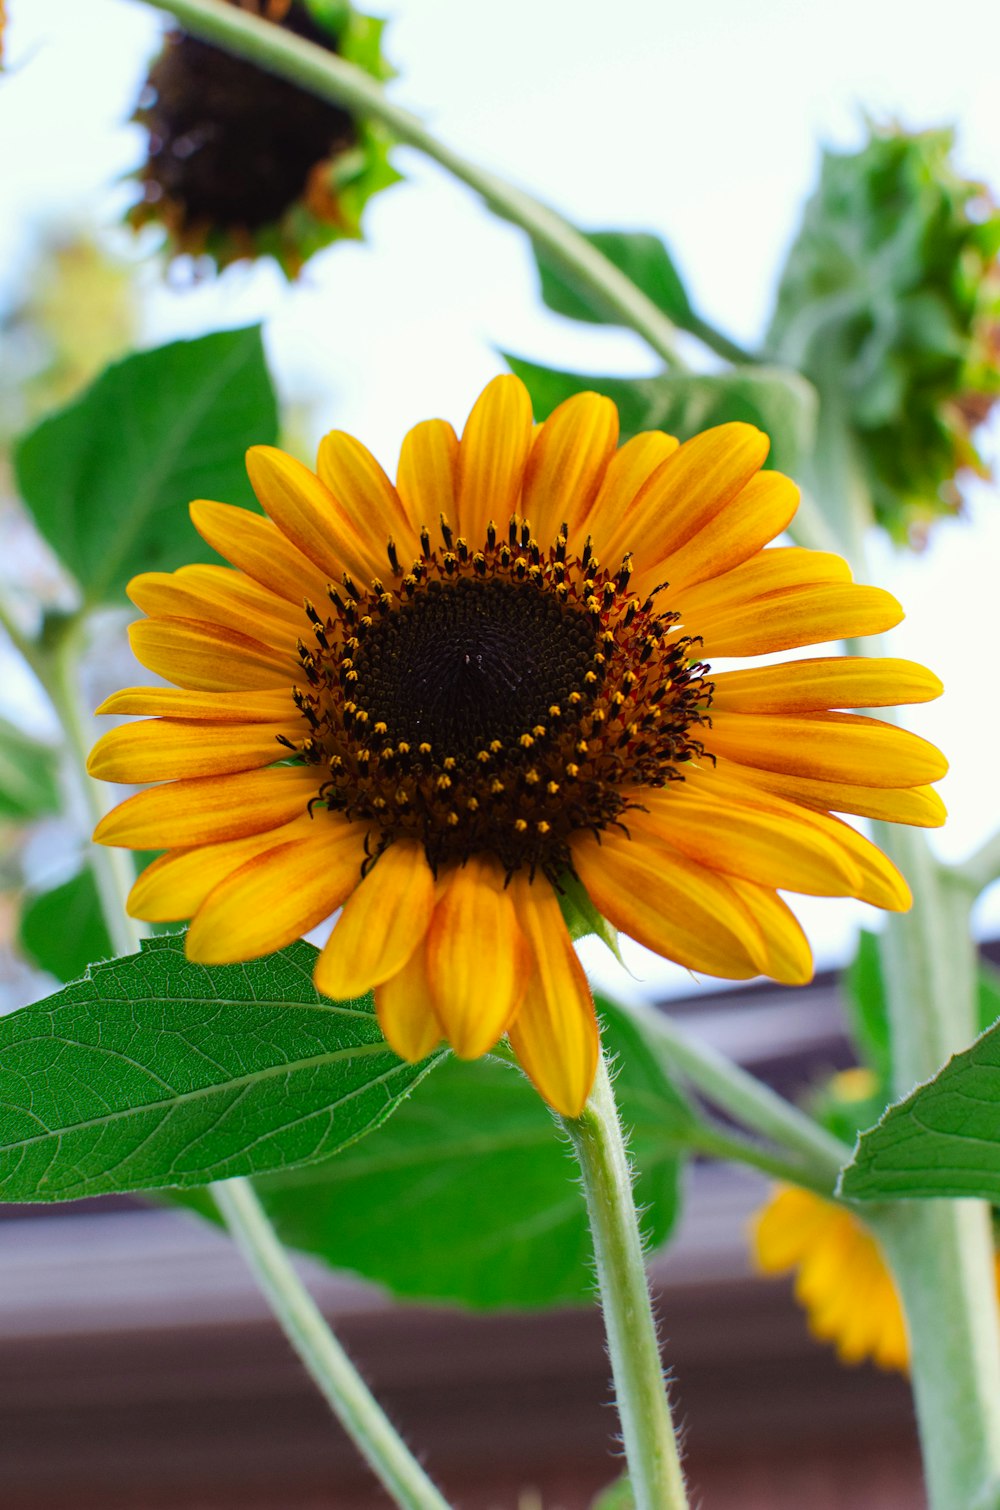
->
[142, 0, 687, 368]
[562, 1052, 688, 1510]
[623, 998, 849, 1188]
[686, 1122, 838, 1198]
[212, 1179, 452, 1510]
[953, 825, 1000, 898]
[682, 310, 759, 367]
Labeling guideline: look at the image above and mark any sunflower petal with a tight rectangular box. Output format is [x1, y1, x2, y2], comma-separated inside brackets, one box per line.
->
[186, 818, 366, 963]
[571, 827, 764, 979]
[128, 565, 305, 642]
[705, 710, 948, 788]
[521, 392, 619, 543]
[587, 431, 680, 564]
[314, 840, 436, 999]
[246, 445, 384, 586]
[127, 814, 317, 922]
[426, 855, 531, 1058]
[456, 374, 533, 542]
[375, 944, 443, 1062]
[189, 498, 331, 605]
[396, 419, 459, 537]
[129, 617, 295, 691]
[694, 583, 904, 658]
[93, 764, 319, 849]
[644, 469, 800, 596]
[708, 757, 947, 829]
[725, 879, 814, 986]
[506, 874, 598, 1118]
[88, 718, 291, 783]
[711, 657, 944, 713]
[95, 687, 294, 722]
[317, 429, 421, 561]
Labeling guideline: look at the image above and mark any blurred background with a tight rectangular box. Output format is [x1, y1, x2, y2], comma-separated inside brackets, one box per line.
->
[0, 0, 998, 1505]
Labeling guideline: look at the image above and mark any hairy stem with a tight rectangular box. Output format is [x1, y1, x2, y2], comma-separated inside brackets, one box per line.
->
[563, 1052, 688, 1510]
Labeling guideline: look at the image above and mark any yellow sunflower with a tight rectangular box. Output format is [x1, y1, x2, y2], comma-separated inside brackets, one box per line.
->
[89, 375, 947, 1116]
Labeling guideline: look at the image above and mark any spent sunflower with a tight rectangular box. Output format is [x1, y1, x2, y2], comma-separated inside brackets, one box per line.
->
[90, 375, 947, 1116]
[129, 0, 397, 276]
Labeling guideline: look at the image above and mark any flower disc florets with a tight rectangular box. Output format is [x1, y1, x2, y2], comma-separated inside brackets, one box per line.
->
[290, 513, 712, 878]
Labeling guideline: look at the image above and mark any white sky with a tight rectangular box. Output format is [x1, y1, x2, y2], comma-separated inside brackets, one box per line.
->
[3, 0, 1000, 1000]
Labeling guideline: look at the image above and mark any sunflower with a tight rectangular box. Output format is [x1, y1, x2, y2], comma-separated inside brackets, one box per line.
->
[89, 375, 947, 1116]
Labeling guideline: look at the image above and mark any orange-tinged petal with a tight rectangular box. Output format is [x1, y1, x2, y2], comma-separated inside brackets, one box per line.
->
[587, 431, 680, 563]
[95, 687, 294, 722]
[396, 419, 459, 536]
[693, 583, 904, 658]
[571, 827, 764, 979]
[127, 814, 318, 921]
[186, 819, 366, 963]
[679, 546, 852, 610]
[705, 710, 948, 788]
[189, 498, 331, 606]
[506, 874, 598, 1118]
[631, 787, 863, 897]
[643, 469, 800, 596]
[88, 718, 291, 783]
[614, 423, 770, 578]
[93, 764, 318, 849]
[314, 840, 435, 999]
[317, 429, 421, 561]
[726, 879, 814, 986]
[456, 374, 533, 542]
[127, 564, 305, 643]
[375, 944, 443, 1062]
[520, 392, 619, 543]
[246, 445, 384, 586]
[794, 812, 912, 911]
[711, 657, 944, 713]
[426, 855, 531, 1058]
[129, 617, 295, 691]
[707, 757, 947, 829]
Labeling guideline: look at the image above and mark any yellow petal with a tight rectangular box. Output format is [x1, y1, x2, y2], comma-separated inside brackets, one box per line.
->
[375, 944, 443, 1062]
[726, 879, 814, 986]
[93, 764, 318, 849]
[680, 546, 852, 611]
[456, 374, 533, 543]
[708, 757, 947, 829]
[796, 812, 912, 912]
[641, 469, 800, 597]
[396, 418, 459, 539]
[129, 617, 295, 691]
[95, 687, 294, 722]
[186, 818, 366, 963]
[711, 657, 944, 713]
[571, 827, 764, 979]
[705, 710, 948, 788]
[127, 814, 318, 922]
[127, 565, 305, 643]
[314, 840, 436, 998]
[587, 431, 680, 565]
[520, 392, 619, 544]
[631, 787, 863, 897]
[693, 583, 904, 658]
[425, 855, 531, 1058]
[506, 874, 598, 1118]
[88, 718, 291, 783]
[189, 498, 331, 606]
[246, 445, 384, 586]
[615, 423, 770, 578]
[317, 429, 421, 562]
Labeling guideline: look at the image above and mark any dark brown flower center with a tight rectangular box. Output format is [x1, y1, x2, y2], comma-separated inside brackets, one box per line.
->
[286, 516, 713, 879]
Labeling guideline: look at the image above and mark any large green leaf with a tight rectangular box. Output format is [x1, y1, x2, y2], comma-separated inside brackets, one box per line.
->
[0, 717, 59, 821]
[14, 327, 278, 606]
[217, 997, 694, 1310]
[534, 228, 693, 328]
[18, 867, 112, 983]
[0, 934, 440, 1202]
[504, 354, 817, 477]
[839, 1016, 1000, 1201]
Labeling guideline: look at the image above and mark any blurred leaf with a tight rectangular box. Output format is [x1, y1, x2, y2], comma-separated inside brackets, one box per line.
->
[534, 229, 693, 328]
[201, 997, 695, 1310]
[980, 962, 1000, 1031]
[0, 718, 59, 820]
[0, 934, 440, 1202]
[18, 868, 112, 983]
[840, 1016, 1000, 1202]
[14, 327, 278, 606]
[504, 353, 817, 476]
[590, 1478, 635, 1510]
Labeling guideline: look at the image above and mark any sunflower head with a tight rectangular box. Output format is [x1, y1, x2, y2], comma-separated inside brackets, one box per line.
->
[768, 122, 1000, 546]
[129, 0, 398, 276]
[89, 376, 947, 1116]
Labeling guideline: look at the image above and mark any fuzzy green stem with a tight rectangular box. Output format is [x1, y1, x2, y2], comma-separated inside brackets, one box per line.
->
[563, 1052, 688, 1510]
[212, 1179, 452, 1510]
[142, 0, 686, 368]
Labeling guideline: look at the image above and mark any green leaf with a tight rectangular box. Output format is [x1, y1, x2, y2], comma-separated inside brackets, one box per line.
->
[14, 328, 278, 606]
[18, 868, 112, 983]
[0, 934, 440, 1202]
[839, 1016, 1000, 1202]
[590, 1477, 635, 1510]
[504, 354, 817, 476]
[534, 229, 693, 328]
[0, 717, 59, 821]
[210, 997, 694, 1310]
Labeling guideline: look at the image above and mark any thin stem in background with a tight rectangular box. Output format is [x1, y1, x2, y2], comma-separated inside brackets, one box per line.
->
[562, 1052, 689, 1510]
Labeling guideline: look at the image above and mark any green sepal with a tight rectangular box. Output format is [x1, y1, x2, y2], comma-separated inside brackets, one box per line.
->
[556, 869, 626, 967]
